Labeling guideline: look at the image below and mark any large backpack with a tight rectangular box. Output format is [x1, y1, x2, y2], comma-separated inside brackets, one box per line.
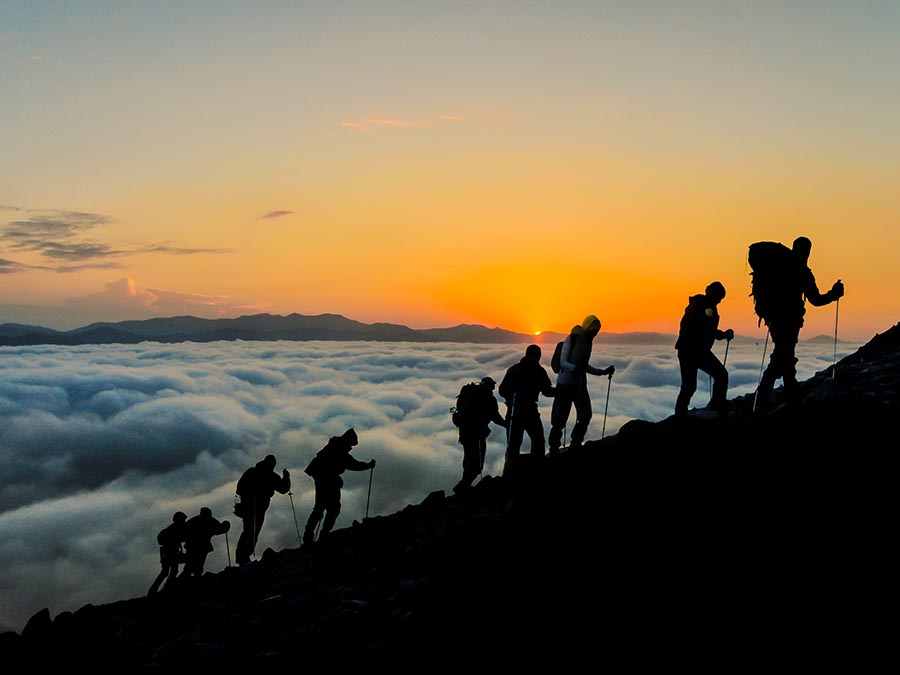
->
[748, 241, 793, 326]
[451, 382, 480, 427]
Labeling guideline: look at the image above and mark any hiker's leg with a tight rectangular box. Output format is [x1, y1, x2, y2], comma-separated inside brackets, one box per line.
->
[570, 382, 592, 446]
[235, 513, 256, 564]
[767, 321, 801, 404]
[699, 352, 728, 409]
[676, 354, 698, 416]
[320, 493, 341, 538]
[303, 485, 327, 543]
[525, 410, 546, 457]
[548, 385, 575, 451]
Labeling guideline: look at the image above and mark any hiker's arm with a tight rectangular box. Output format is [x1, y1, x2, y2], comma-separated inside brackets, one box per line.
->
[275, 469, 291, 494]
[804, 272, 844, 307]
[585, 364, 615, 377]
[715, 328, 734, 341]
[541, 372, 556, 397]
[345, 456, 373, 471]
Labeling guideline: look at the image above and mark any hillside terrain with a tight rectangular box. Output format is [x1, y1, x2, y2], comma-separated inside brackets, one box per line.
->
[1, 323, 896, 670]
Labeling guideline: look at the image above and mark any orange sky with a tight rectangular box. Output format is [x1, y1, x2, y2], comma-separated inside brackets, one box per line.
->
[2, 3, 898, 342]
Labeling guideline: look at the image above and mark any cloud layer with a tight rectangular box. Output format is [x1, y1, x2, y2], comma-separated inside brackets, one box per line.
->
[0, 338, 858, 632]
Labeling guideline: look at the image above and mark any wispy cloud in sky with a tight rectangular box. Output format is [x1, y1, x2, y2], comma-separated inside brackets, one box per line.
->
[259, 210, 294, 220]
[0, 208, 232, 272]
[335, 114, 462, 135]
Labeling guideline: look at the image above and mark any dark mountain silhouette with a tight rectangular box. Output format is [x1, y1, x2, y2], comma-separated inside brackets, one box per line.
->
[1, 323, 895, 670]
[0, 312, 854, 347]
[0, 313, 549, 346]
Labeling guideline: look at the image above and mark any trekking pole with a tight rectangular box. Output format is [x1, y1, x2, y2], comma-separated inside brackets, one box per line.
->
[365, 465, 374, 519]
[601, 374, 612, 439]
[752, 329, 770, 414]
[723, 338, 731, 366]
[225, 531, 232, 567]
[251, 496, 257, 560]
[503, 393, 516, 471]
[833, 295, 840, 382]
[288, 491, 302, 546]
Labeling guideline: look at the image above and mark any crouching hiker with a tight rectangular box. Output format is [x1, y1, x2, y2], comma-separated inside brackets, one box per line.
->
[303, 428, 375, 546]
[179, 507, 230, 579]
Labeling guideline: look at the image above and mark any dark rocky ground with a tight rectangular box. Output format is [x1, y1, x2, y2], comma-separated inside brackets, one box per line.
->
[2, 324, 897, 670]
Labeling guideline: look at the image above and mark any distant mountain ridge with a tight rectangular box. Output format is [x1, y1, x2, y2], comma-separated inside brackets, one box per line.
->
[0, 312, 853, 347]
[0, 312, 673, 347]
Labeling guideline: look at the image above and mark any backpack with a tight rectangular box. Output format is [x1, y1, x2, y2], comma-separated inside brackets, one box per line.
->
[550, 340, 564, 374]
[748, 241, 794, 326]
[304, 453, 322, 478]
[550, 337, 571, 374]
[235, 466, 256, 497]
[157, 523, 181, 548]
[451, 382, 480, 427]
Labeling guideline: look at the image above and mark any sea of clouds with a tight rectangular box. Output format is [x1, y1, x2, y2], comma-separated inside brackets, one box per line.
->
[0, 336, 859, 632]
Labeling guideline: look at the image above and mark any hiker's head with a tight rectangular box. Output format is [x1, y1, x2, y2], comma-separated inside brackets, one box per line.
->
[792, 236, 812, 261]
[261, 454, 277, 470]
[200, 507, 212, 518]
[341, 428, 358, 447]
[581, 314, 601, 336]
[525, 344, 541, 361]
[173, 511, 187, 523]
[705, 281, 726, 303]
[480, 376, 496, 391]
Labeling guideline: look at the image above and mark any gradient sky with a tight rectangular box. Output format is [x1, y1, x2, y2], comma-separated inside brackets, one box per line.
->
[1, 1, 898, 342]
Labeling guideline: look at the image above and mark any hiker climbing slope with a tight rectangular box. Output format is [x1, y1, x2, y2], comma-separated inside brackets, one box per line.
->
[451, 377, 507, 493]
[674, 281, 734, 417]
[498, 344, 555, 476]
[148, 511, 187, 595]
[548, 315, 615, 453]
[750, 236, 844, 411]
[234, 454, 291, 565]
[303, 428, 375, 545]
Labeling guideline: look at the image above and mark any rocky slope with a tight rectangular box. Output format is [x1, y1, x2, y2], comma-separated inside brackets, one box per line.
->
[2, 323, 897, 670]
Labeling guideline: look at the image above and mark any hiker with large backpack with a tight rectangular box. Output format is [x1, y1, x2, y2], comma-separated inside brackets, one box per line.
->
[147, 511, 188, 595]
[451, 376, 507, 493]
[302, 428, 375, 545]
[749, 236, 844, 411]
[674, 281, 735, 418]
[548, 315, 615, 454]
[498, 344, 556, 477]
[234, 454, 291, 565]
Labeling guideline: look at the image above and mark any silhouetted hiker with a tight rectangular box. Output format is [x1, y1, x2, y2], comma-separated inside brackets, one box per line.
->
[147, 511, 187, 595]
[752, 236, 844, 411]
[303, 428, 375, 545]
[234, 454, 291, 565]
[498, 344, 556, 476]
[548, 315, 615, 453]
[674, 281, 735, 418]
[451, 376, 507, 494]
[179, 507, 230, 578]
